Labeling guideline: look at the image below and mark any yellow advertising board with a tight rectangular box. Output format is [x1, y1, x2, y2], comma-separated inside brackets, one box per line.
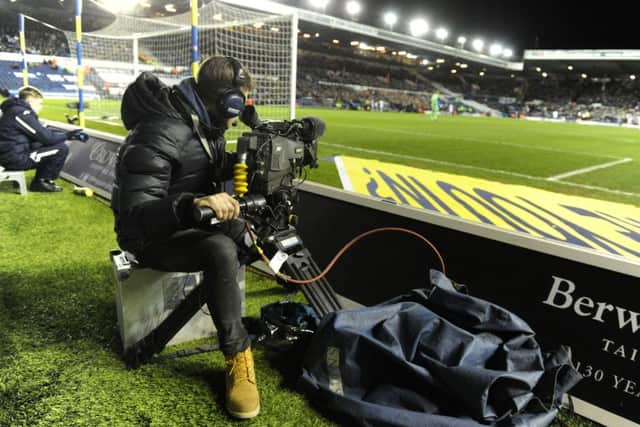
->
[335, 156, 640, 260]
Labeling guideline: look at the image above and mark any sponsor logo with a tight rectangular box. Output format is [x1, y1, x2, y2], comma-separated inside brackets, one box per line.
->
[543, 276, 640, 333]
[88, 141, 119, 169]
[335, 156, 640, 259]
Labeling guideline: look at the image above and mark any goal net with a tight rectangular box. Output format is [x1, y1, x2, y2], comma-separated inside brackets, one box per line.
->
[62, 1, 297, 135]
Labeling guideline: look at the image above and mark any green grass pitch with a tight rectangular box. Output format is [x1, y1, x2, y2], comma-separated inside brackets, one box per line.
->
[43, 99, 640, 206]
[1, 98, 622, 426]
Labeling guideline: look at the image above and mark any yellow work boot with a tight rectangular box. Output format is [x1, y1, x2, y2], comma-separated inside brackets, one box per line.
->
[225, 346, 260, 419]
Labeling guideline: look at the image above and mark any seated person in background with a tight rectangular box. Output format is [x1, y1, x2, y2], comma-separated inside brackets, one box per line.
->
[112, 56, 260, 419]
[0, 86, 86, 192]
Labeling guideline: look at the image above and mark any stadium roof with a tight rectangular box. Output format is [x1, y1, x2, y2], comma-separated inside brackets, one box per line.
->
[0, 0, 114, 31]
[524, 50, 640, 77]
[221, 0, 522, 71]
[298, 23, 521, 79]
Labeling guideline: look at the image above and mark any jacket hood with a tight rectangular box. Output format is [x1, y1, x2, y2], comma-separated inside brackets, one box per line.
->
[1, 97, 30, 113]
[120, 72, 183, 130]
[175, 77, 215, 130]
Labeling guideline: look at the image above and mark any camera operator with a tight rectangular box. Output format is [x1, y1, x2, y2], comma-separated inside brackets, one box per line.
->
[111, 56, 260, 419]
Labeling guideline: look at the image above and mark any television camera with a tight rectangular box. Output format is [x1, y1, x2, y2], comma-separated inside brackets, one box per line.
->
[193, 107, 322, 240]
[193, 106, 343, 317]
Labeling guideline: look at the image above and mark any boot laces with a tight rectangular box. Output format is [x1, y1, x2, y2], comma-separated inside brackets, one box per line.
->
[227, 350, 255, 383]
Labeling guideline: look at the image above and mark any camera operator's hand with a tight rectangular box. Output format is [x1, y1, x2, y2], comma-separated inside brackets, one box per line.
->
[193, 193, 240, 221]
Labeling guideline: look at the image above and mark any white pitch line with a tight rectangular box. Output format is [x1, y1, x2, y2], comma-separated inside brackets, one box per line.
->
[332, 123, 625, 160]
[324, 142, 536, 179]
[322, 142, 640, 198]
[547, 158, 633, 181]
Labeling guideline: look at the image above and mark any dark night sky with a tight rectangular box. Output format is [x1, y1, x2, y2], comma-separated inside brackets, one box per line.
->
[275, 0, 637, 54]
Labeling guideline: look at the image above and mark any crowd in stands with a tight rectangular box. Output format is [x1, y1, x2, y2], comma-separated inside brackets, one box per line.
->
[521, 77, 640, 124]
[0, 25, 68, 57]
[296, 48, 640, 124]
[297, 50, 436, 112]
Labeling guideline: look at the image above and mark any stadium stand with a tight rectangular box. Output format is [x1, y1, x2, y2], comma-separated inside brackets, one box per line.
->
[0, 58, 98, 98]
[2, 22, 639, 125]
[0, 25, 68, 57]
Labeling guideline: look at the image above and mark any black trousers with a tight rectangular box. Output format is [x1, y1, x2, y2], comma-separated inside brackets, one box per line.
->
[138, 221, 252, 357]
[3, 143, 70, 181]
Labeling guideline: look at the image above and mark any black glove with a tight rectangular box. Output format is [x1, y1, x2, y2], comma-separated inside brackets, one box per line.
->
[66, 129, 89, 142]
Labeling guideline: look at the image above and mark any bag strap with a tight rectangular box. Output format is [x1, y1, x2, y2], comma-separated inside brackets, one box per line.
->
[170, 88, 216, 164]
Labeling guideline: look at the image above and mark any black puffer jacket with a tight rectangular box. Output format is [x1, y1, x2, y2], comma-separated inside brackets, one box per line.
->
[111, 72, 235, 254]
[0, 97, 68, 167]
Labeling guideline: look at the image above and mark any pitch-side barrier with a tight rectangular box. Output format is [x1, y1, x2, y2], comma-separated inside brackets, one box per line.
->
[51, 122, 640, 426]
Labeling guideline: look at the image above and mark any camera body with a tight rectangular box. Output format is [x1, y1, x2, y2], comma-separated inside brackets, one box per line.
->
[236, 118, 319, 197]
[194, 114, 323, 240]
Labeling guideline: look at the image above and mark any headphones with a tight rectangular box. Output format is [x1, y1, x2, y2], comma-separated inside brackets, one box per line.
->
[217, 56, 247, 119]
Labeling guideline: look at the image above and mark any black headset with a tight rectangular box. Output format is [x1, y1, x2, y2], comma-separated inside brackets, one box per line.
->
[216, 56, 247, 119]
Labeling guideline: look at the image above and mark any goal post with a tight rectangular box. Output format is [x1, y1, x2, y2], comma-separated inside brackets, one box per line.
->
[62, 0, 297, 135]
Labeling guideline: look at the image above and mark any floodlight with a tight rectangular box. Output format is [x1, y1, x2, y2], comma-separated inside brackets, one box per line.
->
[567, 65, 574, 70]
[332, 39, 340, 44]
[502, 48, 513, 58]
[479, 71, 485, 76]
[489, 43, 503, 56]
[451, 69, 457, 74]
[457, 36, 467, 45]
[631, 75, 637, 80]
[315, 32, 320, 37]
[409, 18, 429, 37]
[472, 38, 484, 52]
[436, 58, 445, 63]
[435, 28, 449, 41]
[384, 11, 398, 29]
[542, 72, 548, 78]
[428, 66, 434, 70]
[346, 1, 361, 16]
[535, 67, 542, 72]
[460, 63, 468, 69]
[309, 0, 330, 10]
[581, 73, 588, 79]
[421, 59, 430, 65]
[303, 33, 311, 38]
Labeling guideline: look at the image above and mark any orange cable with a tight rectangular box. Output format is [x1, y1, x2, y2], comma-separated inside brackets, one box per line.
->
[247, 225, 446, 285]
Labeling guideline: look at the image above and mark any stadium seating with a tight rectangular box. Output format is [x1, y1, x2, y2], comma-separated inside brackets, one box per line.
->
[0, 59, 98, 98]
